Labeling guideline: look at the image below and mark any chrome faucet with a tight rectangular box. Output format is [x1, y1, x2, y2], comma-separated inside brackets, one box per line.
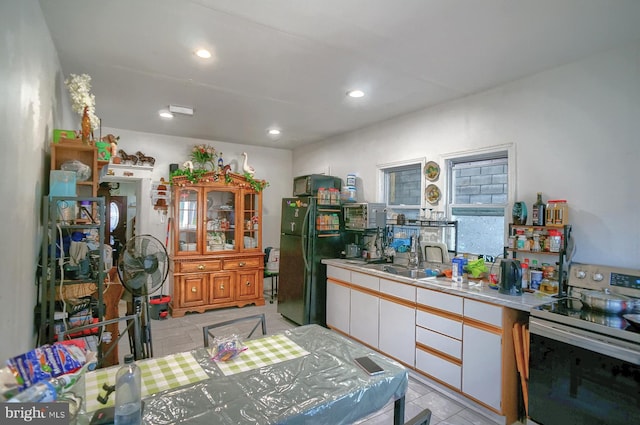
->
[408, 235, 422, 269]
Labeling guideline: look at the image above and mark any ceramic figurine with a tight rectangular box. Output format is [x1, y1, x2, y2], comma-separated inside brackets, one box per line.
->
[242, 152, 255, 175]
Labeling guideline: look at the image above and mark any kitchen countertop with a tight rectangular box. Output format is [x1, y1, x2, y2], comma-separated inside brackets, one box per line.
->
[323, 258, 556, 312]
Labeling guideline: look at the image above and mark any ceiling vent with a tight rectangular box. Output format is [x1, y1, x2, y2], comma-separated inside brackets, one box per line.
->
[168, 105, 194, 116]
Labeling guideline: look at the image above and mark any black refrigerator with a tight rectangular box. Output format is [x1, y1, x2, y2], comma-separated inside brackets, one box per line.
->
[278, 197, 343, 326]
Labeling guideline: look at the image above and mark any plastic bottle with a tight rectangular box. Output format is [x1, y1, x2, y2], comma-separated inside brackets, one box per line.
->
[521, 262, 529, 290]
[532, 192, 546, 226]
[114, 354, 142, 425]
[7, 374, 75, 403]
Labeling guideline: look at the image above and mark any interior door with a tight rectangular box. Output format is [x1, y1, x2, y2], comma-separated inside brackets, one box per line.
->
[110, 195, 128, 248]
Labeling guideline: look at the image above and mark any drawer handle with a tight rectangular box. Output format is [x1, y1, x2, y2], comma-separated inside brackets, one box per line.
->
[245, 281, 251, 287]
[198, 264, 206, 270]
[220, 284, 225, 290]
[191, 286, 197, 293]
[239, 262, 246, 267]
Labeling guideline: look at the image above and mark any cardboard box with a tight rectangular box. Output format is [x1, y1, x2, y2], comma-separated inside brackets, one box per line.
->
[95, 141, 111, 161]
[53, 129, 78, 143]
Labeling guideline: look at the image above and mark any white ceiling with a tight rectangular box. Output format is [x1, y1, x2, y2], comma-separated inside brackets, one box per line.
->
[39, 0, 640, 150]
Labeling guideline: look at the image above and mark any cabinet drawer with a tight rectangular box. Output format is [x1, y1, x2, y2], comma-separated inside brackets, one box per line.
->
[464, 299, 502, 328]
[350, 271, 379, 291]
[416, 326, 462, 360]
[416, 310, 462, 340]
[178, 260, 221, 273]
[223, 257, 261, 270]
[380, 278, 416, 302]
[416, 347, 461, 390]
[417, 288, 463, 314]
[327, 266, 350, 282]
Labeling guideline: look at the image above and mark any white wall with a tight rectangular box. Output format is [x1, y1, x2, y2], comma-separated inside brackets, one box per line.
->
[0, 0, 76, 361]
[294, 42, 640, 269]
[0, 1, 292, 363]
[101, 128, 292, 252]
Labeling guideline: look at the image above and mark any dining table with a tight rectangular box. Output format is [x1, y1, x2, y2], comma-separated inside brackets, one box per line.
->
[79, 324, 409, 424]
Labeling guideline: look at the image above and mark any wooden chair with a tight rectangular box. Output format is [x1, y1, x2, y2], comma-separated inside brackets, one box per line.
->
[405, 408, 432, 425]
[202, 313, 267, 348]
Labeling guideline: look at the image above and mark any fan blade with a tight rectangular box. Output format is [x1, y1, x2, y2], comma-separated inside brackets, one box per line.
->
[123, 252, 144, 270]
[127, 272, 148, 292]
[140, 237, 150, 254]
[149, 268, 162, 291]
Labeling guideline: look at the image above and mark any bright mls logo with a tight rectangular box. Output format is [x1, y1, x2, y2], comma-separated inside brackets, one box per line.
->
[1, 403, 68, 424]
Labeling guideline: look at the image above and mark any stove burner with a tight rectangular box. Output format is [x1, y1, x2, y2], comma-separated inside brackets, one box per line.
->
[534, 297, 640, 334]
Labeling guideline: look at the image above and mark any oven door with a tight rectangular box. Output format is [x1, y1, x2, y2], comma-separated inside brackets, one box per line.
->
[528, 318, 640, 425]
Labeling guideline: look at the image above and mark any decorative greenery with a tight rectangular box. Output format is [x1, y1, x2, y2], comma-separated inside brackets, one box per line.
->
[243, 173, 269, 192]
[64, 73, 100, 132]
[169, 154, 269, 192]
[169, 167, 209, 184]
[191, 144, 217, 169]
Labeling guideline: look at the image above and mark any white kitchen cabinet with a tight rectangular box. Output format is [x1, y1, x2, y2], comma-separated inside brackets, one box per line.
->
[350, 289, 379, 347]
[462, 324, 502, 410]
[350, 271, 380, 291]
[325, 263, 523, 425]
[416, 347, 461, 390]
[379, 278, 416, 365]
[326, 279, 350, 334]
[379, 298, 415, 365]
[415, 287, 464, 390]
[327, 265, 351, 283]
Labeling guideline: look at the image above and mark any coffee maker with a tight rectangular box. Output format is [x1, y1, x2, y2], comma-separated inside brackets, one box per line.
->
[499, 259, 523, 296]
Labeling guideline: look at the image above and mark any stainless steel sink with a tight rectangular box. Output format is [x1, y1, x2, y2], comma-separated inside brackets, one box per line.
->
[363, 263, 428, 279]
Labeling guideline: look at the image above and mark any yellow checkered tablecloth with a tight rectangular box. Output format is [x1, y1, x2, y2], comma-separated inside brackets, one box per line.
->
[84, 352, 209, 412]
[214, 334, 309, 376]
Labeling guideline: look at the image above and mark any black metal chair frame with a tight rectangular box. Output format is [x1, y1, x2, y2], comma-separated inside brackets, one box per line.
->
[404, 408, 432, 425]
[202, 313, 267, 347]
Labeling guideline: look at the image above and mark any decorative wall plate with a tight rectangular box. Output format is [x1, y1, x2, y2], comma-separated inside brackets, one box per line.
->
[424, 161, 440, 181]
[426, 184, 441, 204]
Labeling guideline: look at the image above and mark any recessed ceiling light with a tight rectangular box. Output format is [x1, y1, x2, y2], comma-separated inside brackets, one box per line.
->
[347, 89, 365, 98]
[159, 110, 173, 119]
[268, 129, 281, 136]
[195, 49, 212, 59]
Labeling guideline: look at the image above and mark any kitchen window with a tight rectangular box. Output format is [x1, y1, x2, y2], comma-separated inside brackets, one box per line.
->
[379, 159, 424, 219]
[445, 149, 511, 257]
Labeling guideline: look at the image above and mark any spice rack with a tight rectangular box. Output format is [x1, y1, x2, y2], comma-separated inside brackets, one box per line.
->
[504, 224, 572, 296]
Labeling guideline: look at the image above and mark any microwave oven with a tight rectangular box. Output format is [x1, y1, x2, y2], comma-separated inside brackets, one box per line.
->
[343, 203, 387, 230]
[293, 174, 342, 196]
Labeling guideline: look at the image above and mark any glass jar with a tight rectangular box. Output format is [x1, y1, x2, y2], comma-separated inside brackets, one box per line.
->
[517, 235, 527, 250]
[532, 234, 541, 252]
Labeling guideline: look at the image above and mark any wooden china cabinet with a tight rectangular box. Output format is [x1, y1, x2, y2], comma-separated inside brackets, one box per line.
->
[170, 172, 265, 317]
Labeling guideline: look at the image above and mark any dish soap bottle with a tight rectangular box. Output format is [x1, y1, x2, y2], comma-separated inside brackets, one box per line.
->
[532, 192, 546, 226]
[114, 354, 142, 425]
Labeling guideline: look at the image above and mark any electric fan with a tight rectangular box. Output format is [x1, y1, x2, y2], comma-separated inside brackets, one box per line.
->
[117, 234, 169, 359]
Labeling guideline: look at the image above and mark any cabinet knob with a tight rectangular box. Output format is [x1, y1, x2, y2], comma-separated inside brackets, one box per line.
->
[239, 262, 246, 267]
[245, 281, 251, 287]
[220, 284, 224, 290]
[198, 264, 205, 270]
[191, 286, 197, 293]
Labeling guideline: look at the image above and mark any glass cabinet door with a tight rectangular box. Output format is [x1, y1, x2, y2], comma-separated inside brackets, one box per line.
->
[204, 187, 236, 253]
[177, 188, 199, 253]
[241, 192, 260, 251]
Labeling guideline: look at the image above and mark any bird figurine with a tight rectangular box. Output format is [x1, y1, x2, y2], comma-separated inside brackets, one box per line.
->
[242, 152, 255, 176]
[183, 160, 194, 173]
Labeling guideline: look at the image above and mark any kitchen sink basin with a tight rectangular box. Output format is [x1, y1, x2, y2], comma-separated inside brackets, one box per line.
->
[363, 263, 429, 279]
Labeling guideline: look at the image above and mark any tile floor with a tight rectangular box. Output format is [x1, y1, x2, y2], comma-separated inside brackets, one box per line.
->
[136, 294, 511, 425]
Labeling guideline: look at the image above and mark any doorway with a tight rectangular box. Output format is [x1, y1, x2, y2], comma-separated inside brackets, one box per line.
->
[98, 182, 138, 265]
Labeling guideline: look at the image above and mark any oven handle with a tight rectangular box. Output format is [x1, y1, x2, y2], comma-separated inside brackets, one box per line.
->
[530, 318, 640, 365]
